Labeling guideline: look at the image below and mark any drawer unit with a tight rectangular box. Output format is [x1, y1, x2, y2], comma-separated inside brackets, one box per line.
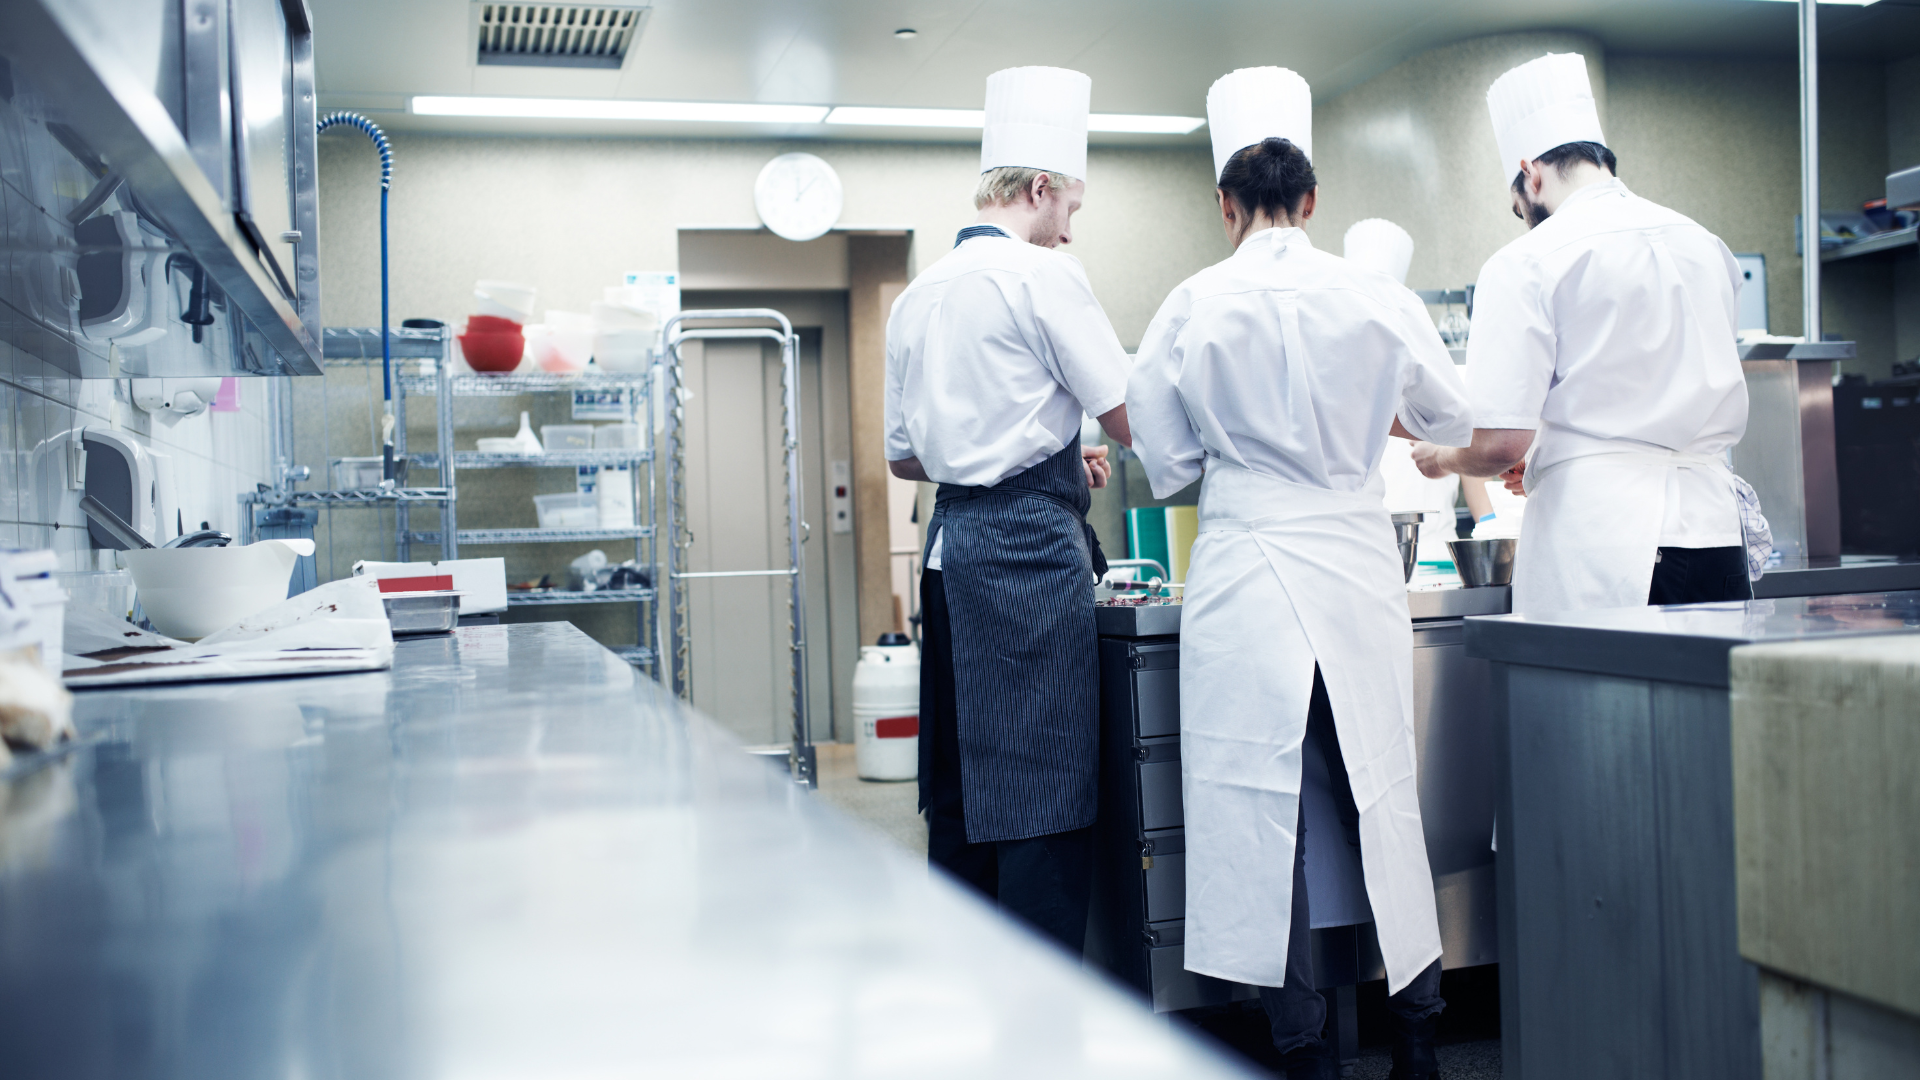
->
[1089, 607, 1504, 1035]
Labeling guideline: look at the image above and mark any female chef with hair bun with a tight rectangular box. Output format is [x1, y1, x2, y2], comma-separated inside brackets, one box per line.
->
[1125, 67, 1473, 1080]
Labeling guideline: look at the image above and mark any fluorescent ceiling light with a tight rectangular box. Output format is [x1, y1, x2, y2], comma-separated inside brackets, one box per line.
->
[411, 96, 830, 123]
[826, 106, 1205, 134]
[1089, 113, 1207, 135]
[1742, 0, 1878, 4]
[826, 106, 985, 128]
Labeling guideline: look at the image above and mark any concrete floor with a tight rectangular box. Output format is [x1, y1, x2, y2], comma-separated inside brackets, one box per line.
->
[808, 742, 1501, 1078]
[814, 742, 927, 855]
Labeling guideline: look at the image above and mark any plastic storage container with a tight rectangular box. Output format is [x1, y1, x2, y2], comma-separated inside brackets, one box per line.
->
[534, 492, 598, 529]
[332, 457, 386, 490]
[541, 424, 594, 451]
[852, 635, 920, 780]
[596, 467, 634, 528]
[594, 423, 640, 449]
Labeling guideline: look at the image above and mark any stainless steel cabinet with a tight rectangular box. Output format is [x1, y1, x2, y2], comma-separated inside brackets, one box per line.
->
[1087, 604, 1502, 1021]
[0, 0, 321, 376]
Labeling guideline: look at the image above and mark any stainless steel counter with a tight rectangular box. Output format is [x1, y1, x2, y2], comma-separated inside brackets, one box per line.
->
[0, 623, 1253, 1079]
[1466, 589, 1920, 687]
[1093, 583, 1513, 637]
[1466, 590, 1920, 1079]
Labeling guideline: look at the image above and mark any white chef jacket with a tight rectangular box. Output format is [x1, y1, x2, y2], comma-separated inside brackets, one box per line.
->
[884, 223, 1129, 485]
[886, 223, 1129, 569]
[1466, 179, 1748, 547]
[1129, 227, 1473, 500]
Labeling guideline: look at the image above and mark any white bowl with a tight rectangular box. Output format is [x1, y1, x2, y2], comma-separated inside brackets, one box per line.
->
[122, 540, 311, 640]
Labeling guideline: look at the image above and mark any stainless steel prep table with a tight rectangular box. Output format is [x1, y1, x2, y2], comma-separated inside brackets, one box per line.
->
[1466, 590, 1920, 1080]
[0, 622, 1255, 1079]
[1087, 584, 1513, 1037]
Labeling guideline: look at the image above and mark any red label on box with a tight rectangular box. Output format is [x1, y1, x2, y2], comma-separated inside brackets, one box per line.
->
[378, 575, 454, 593]
[874, 715, 918, 739]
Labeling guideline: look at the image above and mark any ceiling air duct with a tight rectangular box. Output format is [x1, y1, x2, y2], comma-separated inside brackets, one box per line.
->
[470, 4, 650, 69]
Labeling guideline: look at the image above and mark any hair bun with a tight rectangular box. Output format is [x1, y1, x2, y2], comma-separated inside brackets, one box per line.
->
[1219, 138, 1317, 222]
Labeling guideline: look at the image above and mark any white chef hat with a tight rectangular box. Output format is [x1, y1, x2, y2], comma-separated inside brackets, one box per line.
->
[981, 66, 1091, 181]
[1343, 218, 1415, 285]
[1486, 53, 1606, 176]
[1207, 67, 1312, 182]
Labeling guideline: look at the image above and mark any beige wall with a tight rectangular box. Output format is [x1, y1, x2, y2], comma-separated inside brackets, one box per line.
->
[317, 134, 1221, 351]
[1312, 32, 1609, 300]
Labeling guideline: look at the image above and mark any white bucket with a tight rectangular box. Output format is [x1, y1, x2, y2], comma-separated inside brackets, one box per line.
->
[852, 638, 919, 781]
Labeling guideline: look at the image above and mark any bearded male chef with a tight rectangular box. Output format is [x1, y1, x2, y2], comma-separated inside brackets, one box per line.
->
[1412, 53, 1750, 612]
[1128, 67, 1470, 1080]
[885, 66, 1132, 951]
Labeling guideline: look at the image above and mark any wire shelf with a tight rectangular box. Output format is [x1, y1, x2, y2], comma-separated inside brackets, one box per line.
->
[245, 487, 454, 505]
[408, 526, 655, 545]
[506, 587, 656, 607]
[397, 371, 654, 397]
[434, 449, 653, 469]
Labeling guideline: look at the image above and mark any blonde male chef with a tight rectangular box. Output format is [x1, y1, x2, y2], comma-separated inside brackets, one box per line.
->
[885, 66, 1132, 952]
[1412, 53, 1750, 612]
[1128, 67, 1470, 1080]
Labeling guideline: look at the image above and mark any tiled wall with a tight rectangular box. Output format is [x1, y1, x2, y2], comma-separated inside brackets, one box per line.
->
[0, 328, 278, 571]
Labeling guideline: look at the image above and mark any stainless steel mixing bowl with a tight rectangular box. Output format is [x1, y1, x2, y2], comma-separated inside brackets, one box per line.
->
[1448, 538, 1517, 588]
[1391, 512, 1424, 583]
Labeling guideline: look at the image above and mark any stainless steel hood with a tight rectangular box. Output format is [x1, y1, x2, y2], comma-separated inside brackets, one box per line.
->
[0, 0, 322, 376]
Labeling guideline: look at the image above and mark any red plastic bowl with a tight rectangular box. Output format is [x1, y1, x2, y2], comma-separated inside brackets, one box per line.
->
[464, 314, 521, 335]
[458, 330, 524, 372]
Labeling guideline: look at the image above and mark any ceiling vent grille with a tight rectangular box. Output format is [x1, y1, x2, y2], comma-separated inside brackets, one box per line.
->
[471, 4, 650, 69]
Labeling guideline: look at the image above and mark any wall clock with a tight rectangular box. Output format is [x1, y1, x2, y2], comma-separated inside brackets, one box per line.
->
[754, 152, 843, 242]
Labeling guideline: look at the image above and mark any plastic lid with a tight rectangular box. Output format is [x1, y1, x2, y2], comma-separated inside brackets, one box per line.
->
[876, 632, 911, 646]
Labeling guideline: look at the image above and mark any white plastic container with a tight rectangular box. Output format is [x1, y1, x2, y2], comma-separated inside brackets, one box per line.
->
[474, 280, 536, 322]
[594, 423, 640, 449]
[541, 424, 594, 451]
[121, 540, 312, 641]
[852, 637, 920, 781]
[534, 492, 598, 529]
[596, 466, 634, 528]
[331, 456, 385, 490]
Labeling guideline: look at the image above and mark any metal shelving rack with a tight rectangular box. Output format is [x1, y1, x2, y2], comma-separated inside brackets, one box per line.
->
[394, 364, 659, 671]
[246, 325, 659, 672]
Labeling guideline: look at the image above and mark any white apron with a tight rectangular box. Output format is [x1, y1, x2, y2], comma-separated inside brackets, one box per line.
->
[1513, 443, 1737, 615]
[1180, 461, 1443, 995]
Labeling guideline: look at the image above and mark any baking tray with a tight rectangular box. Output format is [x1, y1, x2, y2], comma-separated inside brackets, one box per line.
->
[380, 592, 461, 635]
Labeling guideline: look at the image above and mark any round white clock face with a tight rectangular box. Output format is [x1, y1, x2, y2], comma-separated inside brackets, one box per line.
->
[754, 152, 843, 242]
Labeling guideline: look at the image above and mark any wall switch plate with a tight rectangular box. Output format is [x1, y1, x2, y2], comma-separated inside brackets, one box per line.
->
[830, 460, 852, 534]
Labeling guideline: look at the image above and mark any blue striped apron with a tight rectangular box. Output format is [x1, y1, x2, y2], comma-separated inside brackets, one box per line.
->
[921, 441, 1101, 843]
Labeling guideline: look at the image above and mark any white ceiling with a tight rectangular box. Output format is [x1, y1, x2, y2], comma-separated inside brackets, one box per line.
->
[311, 0, 1920, 141]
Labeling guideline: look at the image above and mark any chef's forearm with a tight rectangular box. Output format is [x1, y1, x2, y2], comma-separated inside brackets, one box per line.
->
[888, 456, 931, 483]
[1445, 429, 1534, 478]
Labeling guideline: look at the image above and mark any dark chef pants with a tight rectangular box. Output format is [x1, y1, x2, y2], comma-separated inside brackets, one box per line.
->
[1261, 668, 1445, 1057]
[1648, 545, 1753, 605]
[919, 568, 1094, 954]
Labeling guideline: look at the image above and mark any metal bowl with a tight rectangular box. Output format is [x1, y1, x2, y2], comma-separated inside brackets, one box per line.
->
[1447, 538, 1517, 588]
[1391, 512, 1424, 583]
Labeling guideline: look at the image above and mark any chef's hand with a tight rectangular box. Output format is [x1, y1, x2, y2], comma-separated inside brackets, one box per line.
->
[1410, 441, 1453, 479]
[1082, 444, 1111, 489]
[1500, 461, 1526, 496]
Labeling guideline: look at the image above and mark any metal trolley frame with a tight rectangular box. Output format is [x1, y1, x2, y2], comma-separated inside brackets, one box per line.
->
[661, 309, 814, 787]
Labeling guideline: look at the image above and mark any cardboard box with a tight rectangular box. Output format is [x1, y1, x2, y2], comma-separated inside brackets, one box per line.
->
[354, 558, 507, 614]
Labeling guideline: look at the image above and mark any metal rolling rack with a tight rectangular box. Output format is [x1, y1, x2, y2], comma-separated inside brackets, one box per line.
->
[394, 361, 659, 672]
[662, 309, 813, 787]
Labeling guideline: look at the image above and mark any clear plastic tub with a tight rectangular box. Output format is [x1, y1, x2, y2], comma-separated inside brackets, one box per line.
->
[534, 492, 598, 528]
[332, 457, 386, 490]
[541, 424, 594, 451]
[594, 423, 640, 449]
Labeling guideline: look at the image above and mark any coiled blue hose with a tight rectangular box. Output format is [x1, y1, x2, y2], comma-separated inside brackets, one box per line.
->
[317, 112, 393, 402]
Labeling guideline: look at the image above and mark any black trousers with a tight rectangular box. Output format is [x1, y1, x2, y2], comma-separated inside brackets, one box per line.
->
[1648, 545, 1752, 605]
[919, 568, 1094, 953]
[1260, 668, 1445, 1056]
